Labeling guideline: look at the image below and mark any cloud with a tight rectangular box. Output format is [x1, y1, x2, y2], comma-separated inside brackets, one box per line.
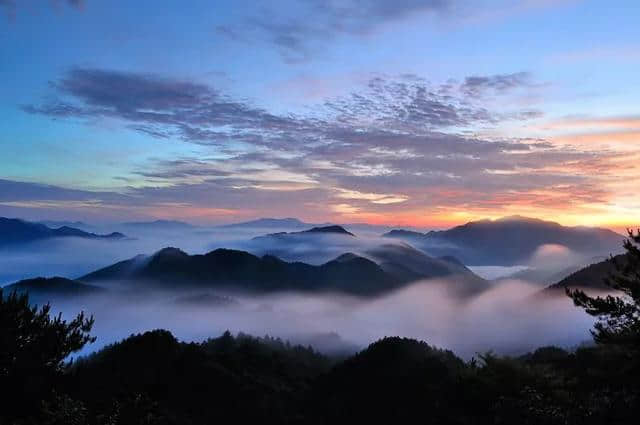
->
[534, 115, 640, 151]
[216, 1, 577, 63]
[21, 68, 629, 224]
[24, 67, 307, 148]
[541, 115, 640, 130]
[24, 68, 543, 151]
[460, 72, 533, 98]
[0, 179, 127, 203]
[335, 188, 409, 204]
[0, 0, 85, 21]
[217, 0, 452, 62]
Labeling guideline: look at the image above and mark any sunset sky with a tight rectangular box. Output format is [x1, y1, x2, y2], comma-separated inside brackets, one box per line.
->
[1, 0, 638, 230]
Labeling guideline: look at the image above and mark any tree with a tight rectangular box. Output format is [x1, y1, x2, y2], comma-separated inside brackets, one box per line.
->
[0, 289, 95, 419]
[568, 230, 640, 347]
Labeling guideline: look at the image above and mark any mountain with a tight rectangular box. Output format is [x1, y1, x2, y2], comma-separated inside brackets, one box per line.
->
[254, 225, 355, 239]
[300, 225, 355, 236]
[546, 254, 624, 292]
[246, 225, 488, 292]
[220, 217, 318, 229]
[81, 247, 413, 296]
[81, 242, 488, 297]
[0, 217, 126, 246]
[221, 218, 411, 235]
[38, 220, 89, 229]
[3, 276, 103, 299]
[363, 243, 489, 296]
[246, 225, 359, 264]
[119, 219, 195, 230]
[383, 216, 623, 266]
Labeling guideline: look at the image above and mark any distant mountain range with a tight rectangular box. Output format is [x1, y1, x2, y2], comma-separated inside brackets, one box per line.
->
[80, 247, 409, 296]
[76, 226, 488, 297]
[119, 220, 196, 230]
[383, 216, 623, 266]
[218, 218, 414, 234]
[38, 220, 89, 229]
[3, 215, 625, 300]
[244, 225, 364, 264]
[0, 217, 125, 246]
[253, 225, 356, 240]
[220, 217, 320, 229]
[247, 225, 487, 294]
[3, 276, 103, 298]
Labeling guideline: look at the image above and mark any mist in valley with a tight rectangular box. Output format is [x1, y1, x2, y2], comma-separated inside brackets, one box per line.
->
[0, 225, 289, 284]
[1, 223, 607, 360]
[41, 277, 594, 361]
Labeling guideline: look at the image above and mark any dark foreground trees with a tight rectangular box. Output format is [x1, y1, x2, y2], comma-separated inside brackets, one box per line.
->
[0, 288, 95, 422]
[568, 230, 640, 347]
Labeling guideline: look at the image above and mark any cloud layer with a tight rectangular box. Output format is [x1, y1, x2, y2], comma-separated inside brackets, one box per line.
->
[14, 66, 634, 226]
[217, 0, 453, 62]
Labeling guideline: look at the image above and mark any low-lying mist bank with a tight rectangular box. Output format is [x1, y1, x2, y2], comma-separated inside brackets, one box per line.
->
[47, 277, 594, 360]
[0, 226, 271, 284]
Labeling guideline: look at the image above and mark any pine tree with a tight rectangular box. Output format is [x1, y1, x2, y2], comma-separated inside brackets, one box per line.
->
[0, 289, 95, 419]
[568, 230, 640, 346]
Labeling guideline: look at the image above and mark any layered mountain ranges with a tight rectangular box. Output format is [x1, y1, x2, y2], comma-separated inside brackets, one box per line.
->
[1, 217, 628, 301]
[383, 216, 623, 266]
[0, 217, 125, 246]
[80, 237, 488, 297]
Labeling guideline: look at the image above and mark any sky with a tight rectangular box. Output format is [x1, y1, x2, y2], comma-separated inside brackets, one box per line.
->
[0, 0, 639, 230]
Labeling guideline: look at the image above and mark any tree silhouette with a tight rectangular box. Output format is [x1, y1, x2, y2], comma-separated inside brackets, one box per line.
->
[568, 230, 640, 347]
[0, 289, 95, 419]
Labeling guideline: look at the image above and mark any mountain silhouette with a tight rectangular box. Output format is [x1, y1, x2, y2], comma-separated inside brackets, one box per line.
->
[3, 276, 104, 301]
[363, 243, 489, 296]
[545, 254, 625, 292]
[383, 216, 623, 266]
[302, 225, 355, 236]
[246, 225, 487, 290]
[254, 225, 355, 240]
[220, 217, 318, 229]
[80, 247, 406, 295]
[120, 220, 195, 230]
[0, 217, 125, 246]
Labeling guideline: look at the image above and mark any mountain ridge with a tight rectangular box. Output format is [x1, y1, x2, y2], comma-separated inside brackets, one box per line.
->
[383, 216, 623, 266]
[0, 217, 126, 246]
[80, 247, 403, 295]
[2, 276, 104, 299]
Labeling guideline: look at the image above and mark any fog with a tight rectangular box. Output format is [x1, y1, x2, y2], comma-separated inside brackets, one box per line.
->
[467, 265, 529, 280]
[44, 277, 595, 361]
[2, 224, 601, 361]
[0, 225, 290, 284]
[0, 226, 423, 284]
[237, 232, 411, 265]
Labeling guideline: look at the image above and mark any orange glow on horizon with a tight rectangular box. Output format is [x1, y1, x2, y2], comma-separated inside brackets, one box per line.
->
[327, 207, 638, 233]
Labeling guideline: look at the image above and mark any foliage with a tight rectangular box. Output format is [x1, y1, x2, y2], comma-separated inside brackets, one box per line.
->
[568, 230, 640, 347]
[0, 288, 95, 421]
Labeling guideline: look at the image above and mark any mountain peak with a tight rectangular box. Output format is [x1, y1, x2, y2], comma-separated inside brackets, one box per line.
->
[302, 225, 355, 236]
[332, 252, 362, 263]
[494, 215, 549, 224]
[0, 216, 126, 245]
[221, 217, 312, 229]
[153, 247, 188, 259]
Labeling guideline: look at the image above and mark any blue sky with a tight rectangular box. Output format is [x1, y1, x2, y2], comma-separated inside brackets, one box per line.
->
[1, 0, 639, 229]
